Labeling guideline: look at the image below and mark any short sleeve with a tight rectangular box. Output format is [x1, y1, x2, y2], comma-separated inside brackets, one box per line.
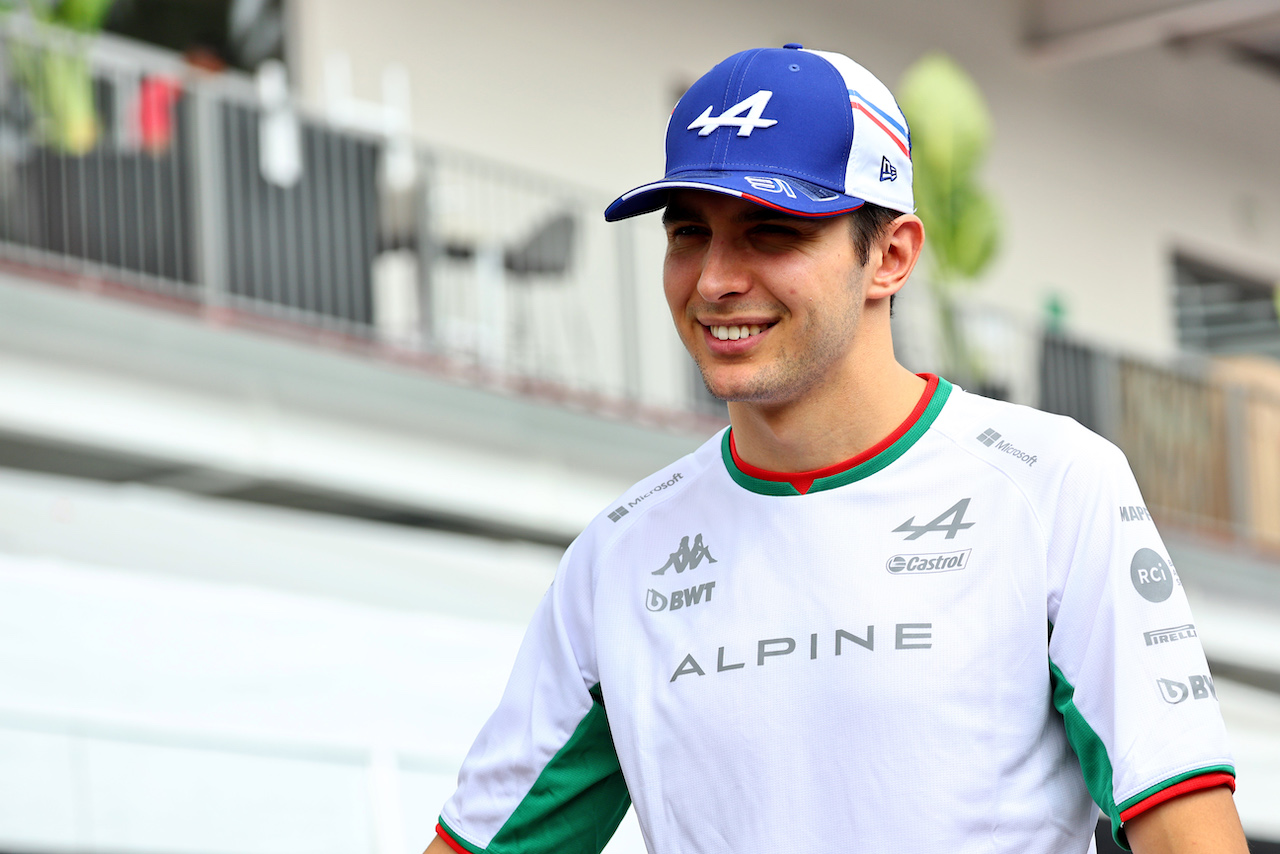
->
[1044, 438, 1234, 850]
[437, 534, 631, 854]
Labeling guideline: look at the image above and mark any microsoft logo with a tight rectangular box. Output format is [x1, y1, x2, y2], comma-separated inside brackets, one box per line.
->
[608, 506, 629, 523]
[976, 428, 1001, 447]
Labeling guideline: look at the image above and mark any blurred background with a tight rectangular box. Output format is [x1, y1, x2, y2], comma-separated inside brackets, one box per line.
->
[0, 1, 1278, 852]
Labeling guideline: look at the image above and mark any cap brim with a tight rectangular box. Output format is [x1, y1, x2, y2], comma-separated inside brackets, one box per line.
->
[603, 172, 866, 222]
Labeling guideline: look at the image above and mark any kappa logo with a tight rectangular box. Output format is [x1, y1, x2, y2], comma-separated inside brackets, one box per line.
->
[1157, 674, 1217, 704]
[894, 498, 975, 540]
[687, 90, 778, 137]
[646, 581, 717, 613]
[879, 155, 897, 182]
[652, 533, 717, 576]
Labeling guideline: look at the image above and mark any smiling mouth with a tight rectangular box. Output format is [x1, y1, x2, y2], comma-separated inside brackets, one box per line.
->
[705, 323, 772, 341]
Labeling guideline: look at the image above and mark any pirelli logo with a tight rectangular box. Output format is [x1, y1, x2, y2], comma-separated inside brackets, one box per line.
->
[1144, 624, 1197, 646]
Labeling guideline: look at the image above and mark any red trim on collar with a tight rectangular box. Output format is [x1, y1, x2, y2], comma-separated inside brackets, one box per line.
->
[1119, 773, 1236, 823]
[729, 373, 940, 495]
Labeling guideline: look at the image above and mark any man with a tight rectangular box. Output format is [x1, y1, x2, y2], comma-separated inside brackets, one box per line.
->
[427, 45, 1247, 853]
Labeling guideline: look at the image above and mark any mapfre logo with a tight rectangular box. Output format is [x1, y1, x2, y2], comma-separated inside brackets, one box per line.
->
[646, 581, 717, 613]
[893, 498, 975, 540]
[886, 549, 971, 575]
[687, 90, 778, 137]
[652, 534, 717, 576]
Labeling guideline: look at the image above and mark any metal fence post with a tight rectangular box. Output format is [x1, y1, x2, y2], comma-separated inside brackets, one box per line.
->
[416, 148, 434, 352]
[617, 218, 640, 406]
[188, 81, 227, 309]
[1224, 384, 1253, 540]
[1093, 346, 1123, 445]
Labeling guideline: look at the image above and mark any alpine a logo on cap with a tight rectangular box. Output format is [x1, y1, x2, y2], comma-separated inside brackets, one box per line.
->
[687, 90, 778, 137]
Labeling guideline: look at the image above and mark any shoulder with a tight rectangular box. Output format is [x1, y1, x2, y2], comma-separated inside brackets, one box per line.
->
[571, 428, 728, 555]
[932, 384, 1128, 479]
[923, 385, 1137, 538]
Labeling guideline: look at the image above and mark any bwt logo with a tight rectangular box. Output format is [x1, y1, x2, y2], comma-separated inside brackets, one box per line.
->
[1158, 674, 1217, 704]
[646, 581, 716, 613]
[885, 549, 971, 575]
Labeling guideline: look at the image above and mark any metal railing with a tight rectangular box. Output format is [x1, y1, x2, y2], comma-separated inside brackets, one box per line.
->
[0, 18, 648, 411]
[2, 19, 1279, 553]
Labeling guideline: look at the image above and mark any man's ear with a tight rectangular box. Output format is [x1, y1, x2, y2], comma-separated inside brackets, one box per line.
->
[866, 215, 924, 302]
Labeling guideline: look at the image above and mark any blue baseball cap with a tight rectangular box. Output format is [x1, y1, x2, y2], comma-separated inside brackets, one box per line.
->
[604, 45, 914, 221]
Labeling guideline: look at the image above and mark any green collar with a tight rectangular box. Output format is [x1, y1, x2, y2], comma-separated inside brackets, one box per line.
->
[721, 377, 952, 496]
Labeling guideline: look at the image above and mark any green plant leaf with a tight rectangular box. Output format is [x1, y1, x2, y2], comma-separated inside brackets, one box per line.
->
[949, 186, 999, 279]
[898, 51, 999, 285]
[53, 0, 115, 32]
[898, 52, 991, 182]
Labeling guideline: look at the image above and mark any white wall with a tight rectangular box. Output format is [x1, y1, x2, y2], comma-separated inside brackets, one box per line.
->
[292, 0, 1280, 358]
[0, 467, 650, 854]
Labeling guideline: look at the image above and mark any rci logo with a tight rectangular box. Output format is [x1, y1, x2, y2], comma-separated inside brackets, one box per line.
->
[646, 582, 717, 613]
[1131, 548, 1176, 603]
[1157, 675, 1216, 704]
[652, 533, 717, 576]
[885, 549, 971, 575]
[893, 498, 975, 540]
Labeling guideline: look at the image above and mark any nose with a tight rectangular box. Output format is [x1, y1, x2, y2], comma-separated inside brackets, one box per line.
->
[696, 235, 752, 301]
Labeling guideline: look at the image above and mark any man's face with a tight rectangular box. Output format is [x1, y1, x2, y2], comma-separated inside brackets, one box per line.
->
[662, 190, 871, 406]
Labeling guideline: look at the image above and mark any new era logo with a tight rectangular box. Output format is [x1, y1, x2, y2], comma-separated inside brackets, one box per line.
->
[608, 506, 628, 522]
[879, 156, 897, 182]
[977, 428, 1001, 446]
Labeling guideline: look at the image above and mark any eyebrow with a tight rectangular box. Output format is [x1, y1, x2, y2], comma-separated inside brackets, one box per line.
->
[662, 202, 809, 226]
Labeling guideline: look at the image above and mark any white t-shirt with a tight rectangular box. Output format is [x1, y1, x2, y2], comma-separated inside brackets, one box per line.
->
[438, 376, 1234, 854]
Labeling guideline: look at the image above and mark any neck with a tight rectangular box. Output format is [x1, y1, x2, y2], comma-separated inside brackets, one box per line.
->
[727, 353, 926, 474]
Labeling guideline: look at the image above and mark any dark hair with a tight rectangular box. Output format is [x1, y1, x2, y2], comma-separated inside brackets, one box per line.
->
[847, 202, 901, 266]
[848, 202, 903, 313]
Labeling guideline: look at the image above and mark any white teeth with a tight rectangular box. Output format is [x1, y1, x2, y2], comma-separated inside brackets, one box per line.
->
[710, 324, 766, 340]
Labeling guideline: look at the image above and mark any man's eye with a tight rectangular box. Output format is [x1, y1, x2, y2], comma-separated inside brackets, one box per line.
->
[669, 225, 706, 237]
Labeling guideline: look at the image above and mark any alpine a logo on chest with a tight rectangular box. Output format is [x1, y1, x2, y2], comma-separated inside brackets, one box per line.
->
[653, 534, 717, 575]
[687, 90, 778, 137]
[893, 498, 975, 540]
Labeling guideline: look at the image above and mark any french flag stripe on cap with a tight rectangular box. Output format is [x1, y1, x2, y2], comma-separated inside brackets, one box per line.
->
[849, 91, 910, 156]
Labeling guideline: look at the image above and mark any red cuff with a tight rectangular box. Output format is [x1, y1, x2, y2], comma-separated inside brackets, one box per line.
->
[1119, 772, 1236, 822]
[435, 823, 473, 854]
